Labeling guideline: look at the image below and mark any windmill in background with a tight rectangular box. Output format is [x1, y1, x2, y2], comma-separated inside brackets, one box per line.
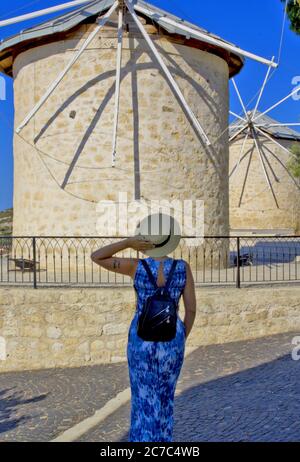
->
[229, 64, 300, 234]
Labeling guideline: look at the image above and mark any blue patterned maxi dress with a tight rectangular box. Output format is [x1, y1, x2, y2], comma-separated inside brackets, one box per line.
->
[127, 256, 187, 442]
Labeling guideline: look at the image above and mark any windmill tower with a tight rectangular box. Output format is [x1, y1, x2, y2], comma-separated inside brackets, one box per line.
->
[0, 0, 277, 273]
[229, 111, 300, 233]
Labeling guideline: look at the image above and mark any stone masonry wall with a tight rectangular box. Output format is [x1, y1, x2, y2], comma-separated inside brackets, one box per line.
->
[0, 285, 300, 372]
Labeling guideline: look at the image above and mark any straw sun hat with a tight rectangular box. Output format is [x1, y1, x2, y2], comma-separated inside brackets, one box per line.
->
[133, 212, 181, 257]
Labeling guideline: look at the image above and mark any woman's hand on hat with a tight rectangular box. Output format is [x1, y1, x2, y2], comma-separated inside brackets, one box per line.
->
[127, 236, 155, 251]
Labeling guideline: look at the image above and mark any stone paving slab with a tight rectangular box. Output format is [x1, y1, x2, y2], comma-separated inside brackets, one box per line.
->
[77, 332, 300, 442]
[0, 362, 130, 442]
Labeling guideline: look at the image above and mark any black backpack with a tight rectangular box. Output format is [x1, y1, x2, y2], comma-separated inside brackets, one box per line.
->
[137, 259, 178, 342]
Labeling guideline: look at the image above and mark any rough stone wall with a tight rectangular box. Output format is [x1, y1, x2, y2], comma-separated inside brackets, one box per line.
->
[229, 134, 300, 232]
[1, 285, 300, 372]
[12, 20, 230, 240]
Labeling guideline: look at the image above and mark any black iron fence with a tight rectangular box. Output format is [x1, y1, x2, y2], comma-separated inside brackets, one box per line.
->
[1, 235, 300, 288]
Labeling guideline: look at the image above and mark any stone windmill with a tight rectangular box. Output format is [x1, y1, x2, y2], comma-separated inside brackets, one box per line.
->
[229, 63, 300, 234]
[0, 0, 277, 276]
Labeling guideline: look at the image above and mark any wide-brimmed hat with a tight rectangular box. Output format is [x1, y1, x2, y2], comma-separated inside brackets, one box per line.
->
[133, 212, 181, 257]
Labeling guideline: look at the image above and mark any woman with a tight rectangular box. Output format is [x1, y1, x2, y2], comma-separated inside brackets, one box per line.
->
[90, 226, 196, 442]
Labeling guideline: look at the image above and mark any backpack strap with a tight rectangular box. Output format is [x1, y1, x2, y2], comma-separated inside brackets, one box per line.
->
[140, 259, 158, 289]
[140, 258, 177, 291]
[165, 259, 177, 291]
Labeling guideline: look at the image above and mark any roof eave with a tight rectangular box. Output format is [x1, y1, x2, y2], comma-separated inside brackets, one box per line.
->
[0, 0, 244, 77]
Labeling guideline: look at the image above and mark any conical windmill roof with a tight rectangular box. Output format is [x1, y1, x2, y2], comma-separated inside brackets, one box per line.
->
[230, 110, 300, 141]
[0, 0, 244, 77]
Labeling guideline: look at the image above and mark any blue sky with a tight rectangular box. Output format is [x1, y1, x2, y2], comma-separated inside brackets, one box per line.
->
[0, 0, 299, 211]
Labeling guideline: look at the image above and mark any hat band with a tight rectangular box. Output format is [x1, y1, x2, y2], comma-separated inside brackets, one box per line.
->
[153, 231, 171, 248]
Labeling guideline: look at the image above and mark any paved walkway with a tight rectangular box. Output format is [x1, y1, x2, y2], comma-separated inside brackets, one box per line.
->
[0, 332, 299, 442]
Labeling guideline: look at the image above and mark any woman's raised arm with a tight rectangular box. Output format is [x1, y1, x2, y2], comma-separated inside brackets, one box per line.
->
[90, 237, 155, 278]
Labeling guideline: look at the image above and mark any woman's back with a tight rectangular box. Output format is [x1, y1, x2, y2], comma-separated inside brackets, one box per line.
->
[127, 255, 187, 442]
[133, 256, 187, 315]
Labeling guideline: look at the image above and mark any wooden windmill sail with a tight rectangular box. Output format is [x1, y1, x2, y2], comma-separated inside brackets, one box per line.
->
[0, 0, 276, 166]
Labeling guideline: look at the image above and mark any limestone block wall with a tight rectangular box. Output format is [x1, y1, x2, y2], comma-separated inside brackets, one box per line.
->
[0, 285, 300, 372]
[229, 135, 300, 232]
[12, 20, 230, 248]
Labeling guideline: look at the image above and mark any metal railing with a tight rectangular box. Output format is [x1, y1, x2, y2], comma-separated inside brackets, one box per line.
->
[1, 235, 300, 288]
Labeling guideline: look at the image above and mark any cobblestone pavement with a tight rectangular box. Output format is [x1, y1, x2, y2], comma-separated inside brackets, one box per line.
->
[0, 332, 299, 442]
[0, 362, 129, 442]
[78, 332, 300, 442]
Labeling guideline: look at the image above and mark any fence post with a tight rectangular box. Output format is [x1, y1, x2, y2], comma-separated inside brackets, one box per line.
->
[32, 237, 37, 289]
[236, 236, 241, 288]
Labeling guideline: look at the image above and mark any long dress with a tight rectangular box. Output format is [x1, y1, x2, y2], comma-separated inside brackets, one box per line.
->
[127, 256, 187, 442]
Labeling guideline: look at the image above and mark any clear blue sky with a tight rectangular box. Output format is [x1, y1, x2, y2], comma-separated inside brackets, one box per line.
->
[0, 0, 299, 211]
